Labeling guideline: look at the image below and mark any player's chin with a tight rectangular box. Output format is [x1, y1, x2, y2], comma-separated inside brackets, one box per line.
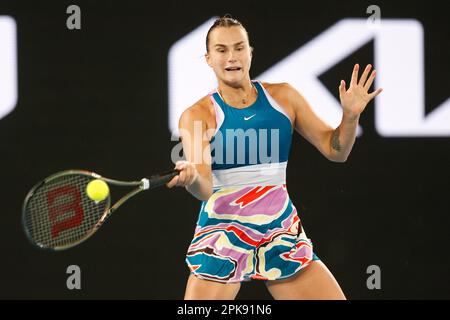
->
[222, 73, 245, 87]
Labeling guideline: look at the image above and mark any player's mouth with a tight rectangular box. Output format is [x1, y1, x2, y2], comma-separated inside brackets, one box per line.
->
[225, 67, 242, 72]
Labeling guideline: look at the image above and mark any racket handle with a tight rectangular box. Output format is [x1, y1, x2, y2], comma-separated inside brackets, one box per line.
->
[146, 169, 180, 190]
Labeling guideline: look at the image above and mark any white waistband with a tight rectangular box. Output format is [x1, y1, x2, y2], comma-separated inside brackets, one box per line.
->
[212, 162, 287, 188]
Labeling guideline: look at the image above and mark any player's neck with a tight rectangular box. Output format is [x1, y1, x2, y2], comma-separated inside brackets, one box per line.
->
[217, 80, 257, 108]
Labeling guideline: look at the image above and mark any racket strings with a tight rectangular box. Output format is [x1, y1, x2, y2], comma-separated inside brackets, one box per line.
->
[23, 174, 109, 249]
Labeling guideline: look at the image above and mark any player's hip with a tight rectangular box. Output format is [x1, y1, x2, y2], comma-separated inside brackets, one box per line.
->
[195, 184, 302, 237]
[186, 184, 316, 283]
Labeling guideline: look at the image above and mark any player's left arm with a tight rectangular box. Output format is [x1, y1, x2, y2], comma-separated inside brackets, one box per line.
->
[287, 63, 382, 162]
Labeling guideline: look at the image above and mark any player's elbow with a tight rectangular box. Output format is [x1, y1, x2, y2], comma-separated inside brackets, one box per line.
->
[325, 147, 348, 163]
[324, 135, 348, 162]
[327, 152, 348, 163]
[331, 156, 348, 163]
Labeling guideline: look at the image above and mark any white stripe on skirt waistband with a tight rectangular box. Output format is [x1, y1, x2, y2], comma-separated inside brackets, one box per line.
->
[212, 162, 287, 188]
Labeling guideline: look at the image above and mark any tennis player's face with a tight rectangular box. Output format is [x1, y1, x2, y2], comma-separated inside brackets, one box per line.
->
[206, 26, 252, 86]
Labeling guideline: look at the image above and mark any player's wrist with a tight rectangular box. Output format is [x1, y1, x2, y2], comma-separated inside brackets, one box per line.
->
[192, 169, 199, 185]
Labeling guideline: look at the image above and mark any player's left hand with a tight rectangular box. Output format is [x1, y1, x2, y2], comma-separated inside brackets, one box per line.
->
[339, 64, 383, 119]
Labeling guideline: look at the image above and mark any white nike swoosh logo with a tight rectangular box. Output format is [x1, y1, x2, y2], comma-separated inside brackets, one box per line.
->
[244, 114, 256, 120]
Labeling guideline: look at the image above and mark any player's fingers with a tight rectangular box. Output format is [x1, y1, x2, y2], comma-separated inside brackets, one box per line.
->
[350, 64, 359, 86]
[175, 160, 186, 170]
[368, 87, 383, 99]
[364, 69, 377, 90]
[358, 64, 372, 86]
[175, 160, 186, 171]
[339, 80, 346, 97]
[166, 176, 179, 188]
[177, 169, 187, 186]
[174, 161, 197, 186]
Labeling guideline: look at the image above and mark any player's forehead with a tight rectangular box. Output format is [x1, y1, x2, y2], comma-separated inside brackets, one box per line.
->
[209, 26, 249, 47]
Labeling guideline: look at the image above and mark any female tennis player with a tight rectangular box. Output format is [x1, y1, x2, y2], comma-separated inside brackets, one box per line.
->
[167, 15, 382, 300]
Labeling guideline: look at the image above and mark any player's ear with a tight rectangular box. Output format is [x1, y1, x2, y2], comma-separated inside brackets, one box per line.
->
[250, 46, 254, 57]
[205, 53, 212, 67]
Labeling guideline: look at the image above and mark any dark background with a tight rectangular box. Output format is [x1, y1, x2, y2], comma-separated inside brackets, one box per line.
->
[0, 0, 449, 299]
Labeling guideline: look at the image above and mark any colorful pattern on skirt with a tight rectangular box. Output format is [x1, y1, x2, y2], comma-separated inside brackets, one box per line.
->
[186, 185, 318, 283]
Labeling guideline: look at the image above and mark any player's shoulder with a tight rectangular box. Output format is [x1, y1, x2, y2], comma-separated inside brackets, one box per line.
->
[179, 95, 214, 123]
[259, 81, 297, 99]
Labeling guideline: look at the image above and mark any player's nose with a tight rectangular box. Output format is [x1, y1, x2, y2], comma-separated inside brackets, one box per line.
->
[227, 51, 237, 63]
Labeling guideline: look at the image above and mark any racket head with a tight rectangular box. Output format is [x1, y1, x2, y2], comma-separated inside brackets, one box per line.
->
[22, 170, 111, 251]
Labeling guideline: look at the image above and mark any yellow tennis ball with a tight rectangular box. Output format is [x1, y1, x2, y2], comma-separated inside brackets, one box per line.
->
[86, 179, 109, 202]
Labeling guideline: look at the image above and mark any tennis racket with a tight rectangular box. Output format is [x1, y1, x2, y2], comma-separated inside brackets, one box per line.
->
[22, 169, 179, 251]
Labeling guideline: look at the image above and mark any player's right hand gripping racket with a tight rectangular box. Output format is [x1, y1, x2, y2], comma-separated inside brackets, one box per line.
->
[22, 169, 179, 251]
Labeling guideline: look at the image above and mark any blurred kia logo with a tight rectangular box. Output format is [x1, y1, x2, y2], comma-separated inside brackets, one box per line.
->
[169, 18, 450, 137]
[0, 16, 17, 120]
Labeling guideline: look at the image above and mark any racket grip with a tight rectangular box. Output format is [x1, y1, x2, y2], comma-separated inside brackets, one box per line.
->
[148, 169, 180, 190]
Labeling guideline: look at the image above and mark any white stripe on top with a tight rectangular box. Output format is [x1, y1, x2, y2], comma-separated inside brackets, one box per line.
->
[209, 93, 225, 136]
[212, 162, 287, 188]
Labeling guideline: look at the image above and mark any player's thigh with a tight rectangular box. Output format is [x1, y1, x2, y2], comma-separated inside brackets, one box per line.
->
[184, 274, 241, 300]
[265, 260, 346, 300]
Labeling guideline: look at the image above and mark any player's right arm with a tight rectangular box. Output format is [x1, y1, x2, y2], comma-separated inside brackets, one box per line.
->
[166, 103, 213, 201]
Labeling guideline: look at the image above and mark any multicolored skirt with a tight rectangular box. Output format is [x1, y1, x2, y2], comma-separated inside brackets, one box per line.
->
[185, 184, 319, 283]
